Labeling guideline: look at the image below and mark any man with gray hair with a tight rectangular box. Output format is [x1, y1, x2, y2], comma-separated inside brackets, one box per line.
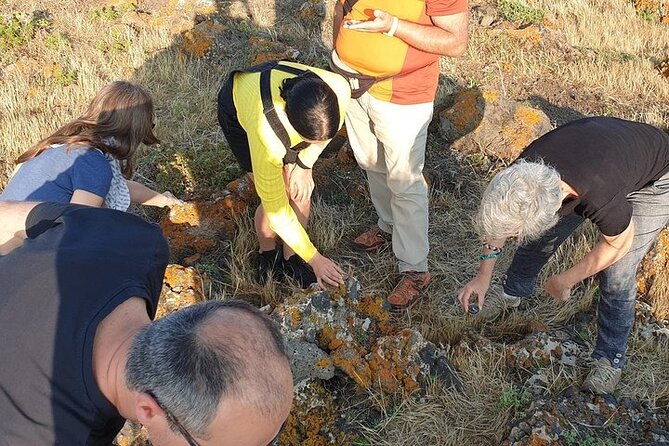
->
[457, 116, 669, 394]
[0, 201, 293, 446]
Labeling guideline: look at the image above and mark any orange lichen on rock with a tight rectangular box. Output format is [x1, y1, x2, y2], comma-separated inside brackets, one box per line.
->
[159, 187, 249, 259]
[504, 24, 543, 46]
[365, 329, 423, 396]
[500, 105, 547, 158]
[248, 37, 297, 64]
[289, 307, 303, 328]
[278, 381, 355, 446]
[633, 0, 660, 15]
[637, 228, 669, 320]
[353, 295, 390, 324]
[181, 21, 223, 59]
[156, 264, 208, 319]
[331, 344, 373, 389]
[163, 264, 208, 296]
[439, 88, 485, 140]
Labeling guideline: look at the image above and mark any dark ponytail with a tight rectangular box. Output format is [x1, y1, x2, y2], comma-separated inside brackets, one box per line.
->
[280, 73, 340, 142]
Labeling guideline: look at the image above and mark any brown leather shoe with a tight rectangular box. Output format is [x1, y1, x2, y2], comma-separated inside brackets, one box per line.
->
[388, 271, 431, 311]
[353, 225, 391, 252]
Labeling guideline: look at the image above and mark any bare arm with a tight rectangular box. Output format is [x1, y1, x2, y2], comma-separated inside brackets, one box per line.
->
[545, 222, 635, 300]
[0, 201, 40, 255]
[345, 9, 469, 56]
[457, 238, 507, 312]
[127, 180, 182, 208]
[71, 189, 105, 207]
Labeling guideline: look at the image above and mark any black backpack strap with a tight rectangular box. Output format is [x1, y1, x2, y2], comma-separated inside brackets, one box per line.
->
[231, 61, 313, 167]
[259, 68, 292, 150]
[342, 0, 359, 16]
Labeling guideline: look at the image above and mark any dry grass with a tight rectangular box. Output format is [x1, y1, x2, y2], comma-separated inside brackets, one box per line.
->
[359, 347, 514, 446]
[2, 0, 669, 444]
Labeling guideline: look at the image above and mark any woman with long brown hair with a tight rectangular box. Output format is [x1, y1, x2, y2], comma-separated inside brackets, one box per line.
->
[0, 81, 181, 210]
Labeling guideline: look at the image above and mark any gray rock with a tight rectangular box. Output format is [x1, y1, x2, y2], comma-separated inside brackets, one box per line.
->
[287, 340, 335, 383]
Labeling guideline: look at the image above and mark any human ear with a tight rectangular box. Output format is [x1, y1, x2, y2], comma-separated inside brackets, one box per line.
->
[134, 392, 162, 427]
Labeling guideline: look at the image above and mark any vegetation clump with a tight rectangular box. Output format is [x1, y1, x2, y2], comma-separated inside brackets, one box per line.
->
[0, 11, 50, 50]
[498, 0, 545, 25]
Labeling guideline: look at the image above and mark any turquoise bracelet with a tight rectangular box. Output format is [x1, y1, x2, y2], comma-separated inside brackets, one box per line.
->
[479, 251, 502, 261]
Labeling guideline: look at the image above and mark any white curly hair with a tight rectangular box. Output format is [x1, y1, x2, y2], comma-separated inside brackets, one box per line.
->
[476, 159, 563, 244]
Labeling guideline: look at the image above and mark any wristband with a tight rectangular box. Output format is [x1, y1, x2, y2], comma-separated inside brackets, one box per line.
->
[384, 16, 399, 37]
[479, 252, 502, 261]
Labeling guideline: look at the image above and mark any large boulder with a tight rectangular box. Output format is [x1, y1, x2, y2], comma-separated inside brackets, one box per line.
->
[439, 88, 552, 161]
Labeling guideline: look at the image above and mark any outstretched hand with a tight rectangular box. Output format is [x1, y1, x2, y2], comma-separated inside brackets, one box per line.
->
[344, 9, 394, 33]
[309, 253, 345, 288]
[457, 275, 490, 313]
[161, 191, 184, 208]
[544, 274, 572, 301]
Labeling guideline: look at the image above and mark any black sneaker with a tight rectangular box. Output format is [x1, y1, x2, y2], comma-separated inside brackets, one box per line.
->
[282, 255, 317, 288]
[257, 249, 282, 284]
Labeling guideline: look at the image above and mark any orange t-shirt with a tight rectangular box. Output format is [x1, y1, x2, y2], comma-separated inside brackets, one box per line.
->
[335, 0, 468, 104]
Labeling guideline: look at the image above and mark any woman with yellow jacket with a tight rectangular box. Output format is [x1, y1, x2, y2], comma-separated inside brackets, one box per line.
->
[217, 60, 351, 288]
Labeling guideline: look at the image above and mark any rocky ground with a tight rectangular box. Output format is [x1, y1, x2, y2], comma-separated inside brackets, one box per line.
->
[113, 1, 668, 444]
[1, 0, 668, 444]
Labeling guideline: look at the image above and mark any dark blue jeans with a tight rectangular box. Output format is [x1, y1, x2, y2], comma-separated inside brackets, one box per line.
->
[503, 171, 669, 369]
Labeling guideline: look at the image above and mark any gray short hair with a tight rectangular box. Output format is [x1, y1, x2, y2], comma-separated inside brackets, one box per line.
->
[126, 300, 290, 438]
[476, 160, 562, 244]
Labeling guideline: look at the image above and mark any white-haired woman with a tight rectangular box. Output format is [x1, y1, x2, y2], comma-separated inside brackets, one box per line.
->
[458, 116, 669, 395]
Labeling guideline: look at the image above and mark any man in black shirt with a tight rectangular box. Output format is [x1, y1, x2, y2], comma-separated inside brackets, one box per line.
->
[458, 117, 669, 394]
[0, 202, 293, 446]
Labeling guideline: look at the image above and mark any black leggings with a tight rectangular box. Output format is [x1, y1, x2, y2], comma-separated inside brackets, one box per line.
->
[217, 76, 253, 173]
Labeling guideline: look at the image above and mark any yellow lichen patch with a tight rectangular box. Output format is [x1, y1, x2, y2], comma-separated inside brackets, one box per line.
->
[633, 0, 661, 15]
[482, 89, 500, 104]
[163, 264, 207, 294]
[289, 307, 303, 328]
[278, 381, 356, 446]
[156, 264, 208, 318]
[366, 330, 423, 397]
[501, 105, 546, 157]
[318, 325, 337, 349]
[637, 228, 669, 320]
[504, 25, 543, 46]
[167, 201, 202, 225]
[159, 195, 243, 257]
[353, 295, 391, 325]
[315, 356, 334, 370]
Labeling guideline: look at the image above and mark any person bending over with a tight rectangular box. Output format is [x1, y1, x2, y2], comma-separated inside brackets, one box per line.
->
[0, 201, 292, 446]
[1, 81, 181, 210]
[458, 116, 669, 394]
[217, 60, 351, 288]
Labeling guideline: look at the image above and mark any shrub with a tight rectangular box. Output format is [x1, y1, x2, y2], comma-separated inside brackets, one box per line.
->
[498, 0, 545, 25]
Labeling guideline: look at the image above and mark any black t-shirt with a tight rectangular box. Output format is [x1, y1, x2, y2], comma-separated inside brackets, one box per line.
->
[0, 203, 169, 446]
[519, 117, 669, 236]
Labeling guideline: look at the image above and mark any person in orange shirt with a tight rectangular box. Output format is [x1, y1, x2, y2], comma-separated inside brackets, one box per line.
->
[217, 61, 351, 288]
[331, 0, 469, 309]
